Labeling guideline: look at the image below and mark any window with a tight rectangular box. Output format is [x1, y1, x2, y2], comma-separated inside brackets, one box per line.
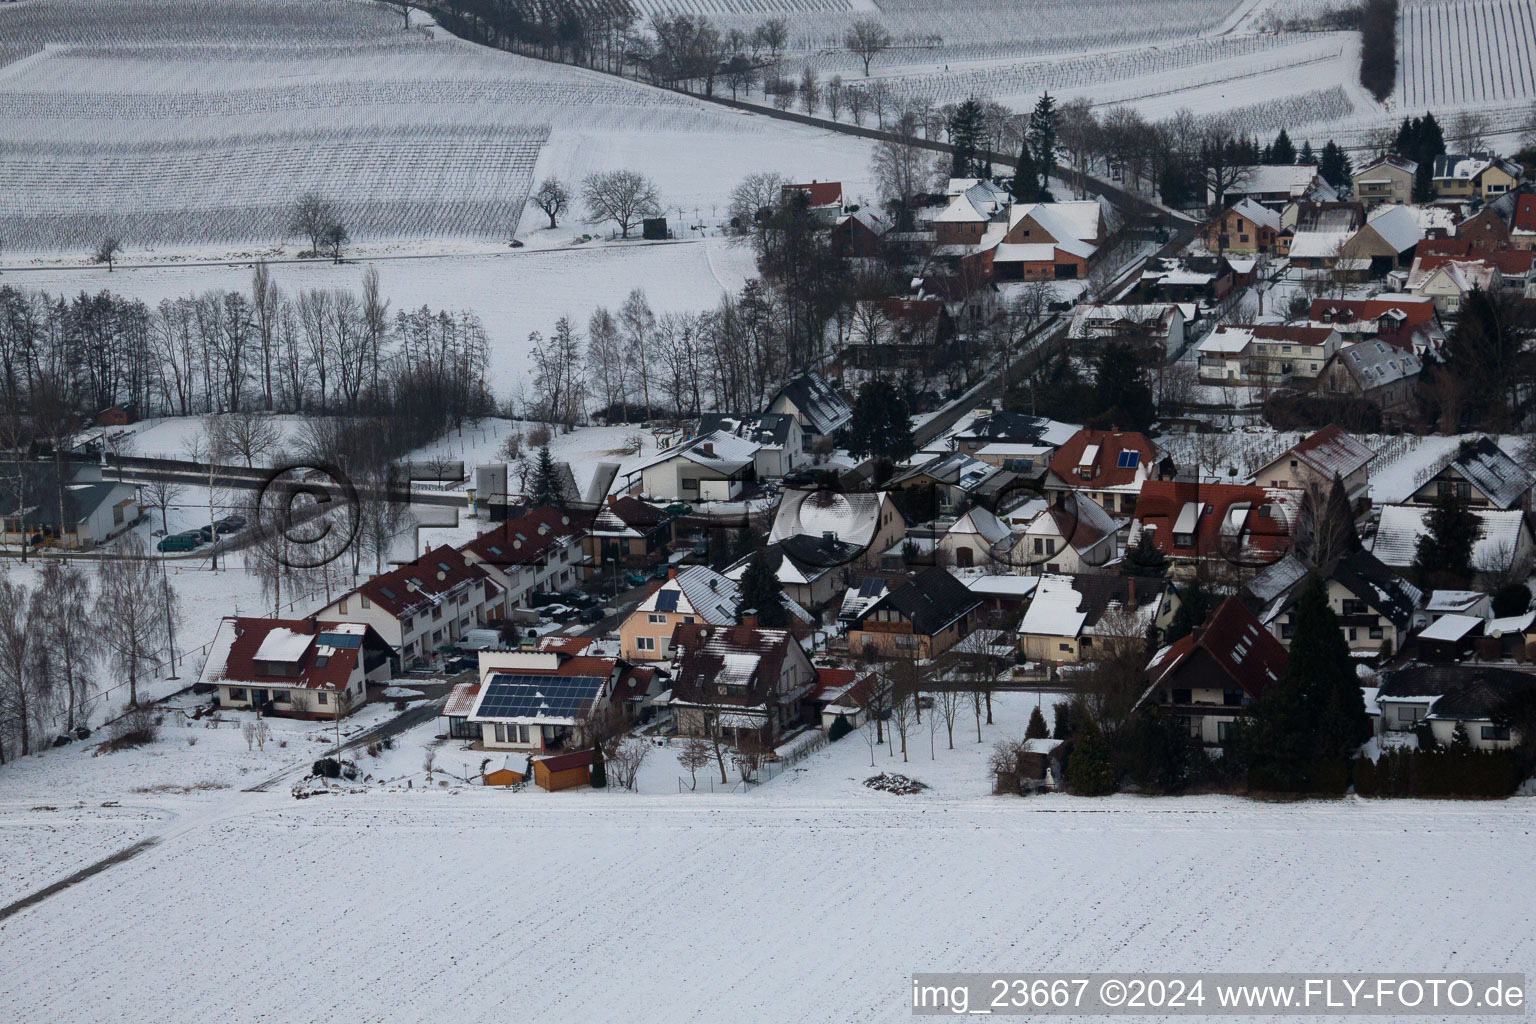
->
[1482, 725, 1511, 741]
[1396, 705, 1423, 723]
[229, 687, 247, 701]
[1058, 643, 1072, 652]
[1342, 599, 1367, 616]
[338, 599, 348, 614]
[1217, 721, 1233, 742]
[318, 692, 328, 705]
[682, 616, 695, 624]
[647, 613, 666, 624]
[636, 636, 656, 651]
[1347, 627, 1358, 642]
[1171, 688, 1191, 705]
[681, 477, 699, 491]
[1370, 625, 1384, 640]
[361, 596, 370, 609]
[402, 615, 413, 630]
[1222, 688, 1244, 707]
[273, 690, 290, 703]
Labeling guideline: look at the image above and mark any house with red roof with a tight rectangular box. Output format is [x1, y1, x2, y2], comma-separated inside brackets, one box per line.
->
[667, 623, 818, 744]
[1126, 481, 1298, 574]
[1307, 295, 1442, 353]
[811, 667, 876, 730]
[1512, 192, 1536, 249]
[199, 618, 392, 718]
[461, 506, 587, 608]
[581, 495, 672, 570]
[1249, 426, 1377, 512]
[1042, 429, 1161, 515]
[314, 545, 505, 669]
[1140, 598, 1288, 745]
[781, 180, 844, 224]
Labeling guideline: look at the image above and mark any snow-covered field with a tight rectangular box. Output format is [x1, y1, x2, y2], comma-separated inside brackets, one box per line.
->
[1398, 0, 1536, 110]
[0, 0, 878, 254]
[4, 239, 760, 395]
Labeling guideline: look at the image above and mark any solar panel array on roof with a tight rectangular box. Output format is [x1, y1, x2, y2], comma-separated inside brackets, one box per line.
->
[655, 589, 680, 612]
[1117, 450, 1140, 469]
[475, 674, 606, 720]
[858, 578, 884, 597]
[316, 632, 362, 649]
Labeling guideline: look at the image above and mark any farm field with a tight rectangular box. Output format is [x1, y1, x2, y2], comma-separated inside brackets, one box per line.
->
[0, 788, 1530, 1023]
[0, 0, 877, 255]
[4, 238, 762, 396]
[1398, 0, 1536, 111]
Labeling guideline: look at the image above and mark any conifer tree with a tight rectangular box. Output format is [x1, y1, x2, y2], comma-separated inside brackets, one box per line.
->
[1025, 705, 1049, 740]
[1413, 492, 1481, 587]
[1298, 139, 1315, 165]
[529, 444, 563, 509]
[1066, 719, 1116, 795]
[1270, 128, 1296, 165]
[948, 97, 985, 178]
[589, 744, 607, 788]
[1010, 138, 1038, 203]
[737, 548, 790, 628]
[1027, 92, 1057, 200]
[1122, 532, 1169, 579]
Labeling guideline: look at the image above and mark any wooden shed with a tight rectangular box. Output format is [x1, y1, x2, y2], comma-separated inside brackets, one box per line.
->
[484, 754, 527, 788]
[533, 749, 593, 792]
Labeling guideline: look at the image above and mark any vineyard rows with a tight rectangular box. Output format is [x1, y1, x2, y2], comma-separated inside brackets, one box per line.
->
[629, 0, 851, 16]
[0, 125, 545, 250]
[1397, 0, 1536, 109]
[854, 33, 1305, 105]
[1202, 86, 1356, 138]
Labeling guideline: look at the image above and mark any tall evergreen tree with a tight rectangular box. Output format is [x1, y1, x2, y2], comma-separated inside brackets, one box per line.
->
[736, 548, 790, 628]
[1413, 491, 1481, 587]
[1122, 532, 1169, 579]
[1025, 705, 1050, 740]
[1318, 140, 1352, 189]
[1270, 128, 1296, 165]
[1027, 92, 1057, 199]
[529, 444, 563, 509]
[1298, 139, 1315, 165]
[1090, 342, 1155, 432]
[1164, 578, 1213, 645]
[1010, 138, 1039, 203]
[1065, 719, 1116, 796]
[845, 379, 914, 462]
[947, 97, 985, 178]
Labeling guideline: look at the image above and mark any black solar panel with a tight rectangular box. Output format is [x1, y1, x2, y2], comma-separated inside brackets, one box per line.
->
[474, 674, 605, 720]
[317, 632, 363, 649]
[858, 578, 884, 597]
[655, 589, 680, 612]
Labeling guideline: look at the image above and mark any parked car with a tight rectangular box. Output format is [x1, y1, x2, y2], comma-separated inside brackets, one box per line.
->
[218, 514, 247, 531]
[559, 589, 597, 609]
[650, 565, 670, 581]
[157, 533, 200, 553]
[213, 519, 240, 536]
[663, 502, 693, 516]
[625, 571, 649, 588]
[578, 606, 604, 624]
[528, 590, 561, 608]
[195, 525, 216, 543]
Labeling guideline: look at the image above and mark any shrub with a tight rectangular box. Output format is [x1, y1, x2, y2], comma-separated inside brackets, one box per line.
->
[186, 735, 199, 747]
[827, 713, 854, 742]
[1065, 724, 1116, 796]
[527, 425, 551, 448]
[313, 757, 341, 779]
[100, 708, 160, 753]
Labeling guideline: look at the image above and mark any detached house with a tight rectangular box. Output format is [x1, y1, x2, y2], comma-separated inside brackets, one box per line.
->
[1201, 197, 1281, 252]
[315, 546, 504, 668]
[631, 429, 760, 502]
[992, 200, 1104, 281]
[846, 566, 981, 659]
[1197, 324, 1341, 382]
[1318, 340, 1423, 423]
[1431, 153, 1521, 201]
[1249, 426, 1376, 514]
[1406, 437, 1533, 512]
[781, 180, 844, 222]
[1042, 428, 1159, 515]
[619, 565, 743, 662]
[1351, 154, 1417, 206]
[1067, 302, 1187, 355]
[583, 495, 673, 569]
[1128, 481, 1298, 573]
[2, 465, 139, 551]
[464, 649, 630, 753]
[1008, 493, 1120, 576]
[1245, 550, 1421, 657]
[200, 618, 390, 718]
[1219, 164, 1329, 207]
[1370, 503, 1536, 583]
[668, 623, 817, 744]
[767, 372, 853, 453]
[696, 412, 804, 480]
[1018, 573, 1175, 665]
[1375, 664, 1536, 749]
[1142, 598, 1287, 745]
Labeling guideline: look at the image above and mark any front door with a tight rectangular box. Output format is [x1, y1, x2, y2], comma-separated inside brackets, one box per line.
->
[252, 689, 268, 707]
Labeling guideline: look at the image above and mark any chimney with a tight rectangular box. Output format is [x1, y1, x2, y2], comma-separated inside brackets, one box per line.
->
[699, 442, 714, 457]
[741, 611, 758, 628]
[667, 568, 678, 581]
[606, 494, 617, 507]
[306, 614, 319, 634]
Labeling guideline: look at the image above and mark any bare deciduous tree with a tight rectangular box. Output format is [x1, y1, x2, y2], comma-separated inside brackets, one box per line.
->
[582, 170, 661, 239]
[844, 17, 893, 76]
[531, 177, 572, 229]
[92, 237, 123, 272]
[678, 736, 711, 789]
[288, 192, 335, 256]
[95, 533, 177, 708]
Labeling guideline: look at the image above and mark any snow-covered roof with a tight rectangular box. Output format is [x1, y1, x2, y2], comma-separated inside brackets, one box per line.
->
[1425, 590, 1486, 615]
[633, 429, 759, 475]
[1365, 204, 1423, 254]
[1335, 340, 1422, 390]
[1019, 574, 1088, 638]
[956, 572, 1039, 598]
[770, 488, 891, 549]
[934, 193, 990, 223]
[1233, 164, 1319, 197]
[254, 627, 312, 663]
[946, 506, 1012, 546]
[1198, 326, 1254, 354]
[1370, 504, 1529, 571]
[1419, 614, 1482, 642]
[1444, 438, 1534, 510]
[1288, 229, 1353, 259]
[1228, 197, 1282, 231]
[1008, 200, 1101, 244]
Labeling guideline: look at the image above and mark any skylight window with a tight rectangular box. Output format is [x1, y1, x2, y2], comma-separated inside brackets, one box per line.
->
[1116, 450, 1140, 469]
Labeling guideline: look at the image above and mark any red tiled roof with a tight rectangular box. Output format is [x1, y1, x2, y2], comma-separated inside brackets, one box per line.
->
[783, 181, 843, 207]
[1131, 481, 1295, 561]
[536, 749, 594, 773]
[1285, 425, 1376, 479]
[812, 667, 874, 705]
[1046, 429, 1156, 491]
[211, 617, 372, 691]
[352, 545, 498, 619]
[462, 506, 582, 570]
[1148, 598, 1286, 700]
[1414, 241, 1532, 277]
[1515, 194, 1536, 233]
[443, 682, 481, 718]
[536, 636, 595, 656]
[882, 297, 945, 321]
[1249, 325, 1336, 345]
[1309, 297, 1437, 328]
[610, 665, 656, 704]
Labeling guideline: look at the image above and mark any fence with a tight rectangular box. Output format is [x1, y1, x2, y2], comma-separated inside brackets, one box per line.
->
[675, 728, 831, 793]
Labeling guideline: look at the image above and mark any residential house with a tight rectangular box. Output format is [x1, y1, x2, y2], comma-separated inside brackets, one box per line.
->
[1375, 664, 1536, 748]
[1137, 255, 1236, 303]
[768, 487, 905, 569]
[957, 571, 1039, 615]
[1406, 255, 1504, 313]
[619, 565, 747, 662]
[1307, 295, 1441, 353]
[1, 464, 139, 550]
[1196, 324, 1340, 382]
[1513, 192, 1536, 249]
[972, 442, 1054, 475]
[951, 410, 1071, 456]
[991, 200, 1105, 280]
[886, 451, 1014, 520]
[858, 296, 954, 368]
[1219, 164, 1330, 207]
[766, 372, 853, 453]
[461, 506, 586, 609]
[1317, 340, 1423, 423]
[1351, 154, 1417, 206]
[811, 667, 875, 730]
[846, 565, 981, 659]
[722, 539, 847, 609]
[1249, 426, 1376, 514]
[199, 618, 390, 718]
[1018, 573, 1175, 664]
[1127, 481, 1298, 572]
[1201, 197, 1281, 252]
[1286, 202, 1367, 268]
[1431, 153, 1522, 201]
[1067, 302, 1187, 356]
[697, 412, 804, 480]
[1369, 503, 1535, 583]
[1246, 549, 1421, 657]
[1455, 186, 1528, 248]
[631, 429, 760, 502]
[315, 546, 504, 668]
[1142, 598, 1287, 745]
[1406, 437, 1533, 512]
[668, 623, 818, 743]
[467, 648, 632, 752]
[1008, 494, 1120, 576]
[1042, 428, 1160, 515]
[1340, 204, 1423, 275]
[938, 506, 1013, 569]
[781, 180, 844, 222]
[583, 495, 673, 570]
[830, 207, 889, 258]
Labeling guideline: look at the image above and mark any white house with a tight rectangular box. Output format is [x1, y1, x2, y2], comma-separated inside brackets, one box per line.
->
[632, 430, 761, 502]
[199, 618, 391, 718]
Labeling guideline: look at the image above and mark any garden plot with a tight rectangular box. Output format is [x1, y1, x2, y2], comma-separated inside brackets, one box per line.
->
[0, 792, 1530, 1023]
